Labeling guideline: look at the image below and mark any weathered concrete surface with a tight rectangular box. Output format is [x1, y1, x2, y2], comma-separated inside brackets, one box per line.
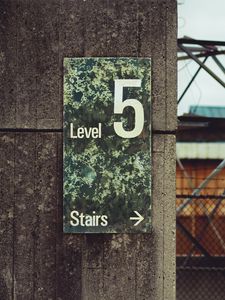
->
[0, 133, 176, 299]
[0, 0, 177, 299]
[0, 0, 177, 131]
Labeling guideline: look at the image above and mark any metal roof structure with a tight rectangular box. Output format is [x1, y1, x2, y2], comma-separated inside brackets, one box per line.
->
[177, 115, 225, 142]
[189, 106, 225, 118]
[177, 142, 225, 159]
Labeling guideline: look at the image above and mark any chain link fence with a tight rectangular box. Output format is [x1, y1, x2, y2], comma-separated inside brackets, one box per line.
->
[176, 159, 225, 300]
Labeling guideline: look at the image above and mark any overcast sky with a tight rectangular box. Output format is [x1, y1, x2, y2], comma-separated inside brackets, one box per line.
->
[177, 0, 225, 115]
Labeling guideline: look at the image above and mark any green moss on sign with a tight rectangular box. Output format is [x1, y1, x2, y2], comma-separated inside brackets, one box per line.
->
[63, 57, 151, 233]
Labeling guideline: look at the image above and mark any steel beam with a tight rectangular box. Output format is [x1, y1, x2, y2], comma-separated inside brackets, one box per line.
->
[177, 159, 225, 214]
[176, 220, 211, 257]
[178, 50, 225, 61]
[212, 56, 225, 74]
[178, 56, 208, 104]
[178, 38, 225, 47]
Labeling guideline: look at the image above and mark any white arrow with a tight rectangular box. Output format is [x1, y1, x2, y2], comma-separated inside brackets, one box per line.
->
[130, 211, 144, 226]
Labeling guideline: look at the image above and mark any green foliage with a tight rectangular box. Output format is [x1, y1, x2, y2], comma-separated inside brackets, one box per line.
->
[63, 58, 151, 233]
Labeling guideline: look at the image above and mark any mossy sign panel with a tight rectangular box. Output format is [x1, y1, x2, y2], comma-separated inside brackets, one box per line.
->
[63, 58, 151, 233]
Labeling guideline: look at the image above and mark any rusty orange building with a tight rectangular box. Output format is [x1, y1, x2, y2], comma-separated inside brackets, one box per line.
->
[176, 113, 225, 257]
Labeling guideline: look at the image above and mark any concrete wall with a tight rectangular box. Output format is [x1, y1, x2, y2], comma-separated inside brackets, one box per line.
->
[0, 0, 177, 299]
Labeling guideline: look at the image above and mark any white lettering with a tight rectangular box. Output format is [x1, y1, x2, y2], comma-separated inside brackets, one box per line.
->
[70, 210, 79, 226]
[70, 210, 108, 227]
[69, 123, 102, 139]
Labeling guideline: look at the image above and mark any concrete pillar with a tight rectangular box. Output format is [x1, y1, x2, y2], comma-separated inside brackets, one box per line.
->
[0, 0, 177, 299]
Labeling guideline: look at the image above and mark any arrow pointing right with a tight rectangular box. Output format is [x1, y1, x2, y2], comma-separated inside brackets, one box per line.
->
[130, 211, 144, 226]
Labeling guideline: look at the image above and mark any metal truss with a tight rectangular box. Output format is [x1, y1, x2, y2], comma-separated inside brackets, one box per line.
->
[177, 37, 225, 104]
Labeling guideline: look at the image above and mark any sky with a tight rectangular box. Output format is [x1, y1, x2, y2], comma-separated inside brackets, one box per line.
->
[177, 0, 225, 116]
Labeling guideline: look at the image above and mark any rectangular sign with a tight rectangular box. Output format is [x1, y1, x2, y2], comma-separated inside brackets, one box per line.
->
[63, 57, 151, 233]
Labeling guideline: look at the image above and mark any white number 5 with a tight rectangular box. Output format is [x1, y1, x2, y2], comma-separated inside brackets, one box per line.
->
[113, 79, 144, 138]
